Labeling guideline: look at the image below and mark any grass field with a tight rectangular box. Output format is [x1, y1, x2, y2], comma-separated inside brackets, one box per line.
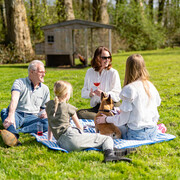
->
[0, 48, 180, 179]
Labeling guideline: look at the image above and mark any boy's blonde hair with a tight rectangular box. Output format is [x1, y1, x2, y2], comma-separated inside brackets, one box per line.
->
[124, 54, 150, 98]
[53, 80, 72, 116]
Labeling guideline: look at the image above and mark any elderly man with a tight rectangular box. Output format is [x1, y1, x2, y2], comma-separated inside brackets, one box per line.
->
[1, 60, 50, 146]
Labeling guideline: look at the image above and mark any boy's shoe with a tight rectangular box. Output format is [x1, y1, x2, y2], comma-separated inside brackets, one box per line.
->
[0, 129, 19, 147]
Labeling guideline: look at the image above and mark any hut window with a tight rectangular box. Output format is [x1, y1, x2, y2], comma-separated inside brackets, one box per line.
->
[47, 35, 54, 43]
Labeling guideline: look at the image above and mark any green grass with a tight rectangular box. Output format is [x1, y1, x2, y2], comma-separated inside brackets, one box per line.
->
[0, 47, 180, 179]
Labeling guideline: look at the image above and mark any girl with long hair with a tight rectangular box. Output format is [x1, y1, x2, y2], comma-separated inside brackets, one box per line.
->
[97, 54, 161, 140]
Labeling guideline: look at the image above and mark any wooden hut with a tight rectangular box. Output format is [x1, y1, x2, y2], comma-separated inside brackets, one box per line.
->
[35, 19, 114, 67]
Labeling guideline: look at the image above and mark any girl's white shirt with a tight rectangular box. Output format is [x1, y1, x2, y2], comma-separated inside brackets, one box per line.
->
[106, 80, 161, 130]
[81, 67, 121, 107]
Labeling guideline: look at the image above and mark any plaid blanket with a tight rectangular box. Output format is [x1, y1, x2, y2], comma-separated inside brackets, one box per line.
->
[31, 119, 176, 153]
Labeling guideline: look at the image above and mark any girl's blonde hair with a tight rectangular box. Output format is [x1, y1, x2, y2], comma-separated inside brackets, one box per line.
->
[53, 80, 72, 116]
[124, 54, 150, 98]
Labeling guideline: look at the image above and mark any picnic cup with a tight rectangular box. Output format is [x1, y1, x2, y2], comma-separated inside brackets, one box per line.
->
[37, 122, 43, 136]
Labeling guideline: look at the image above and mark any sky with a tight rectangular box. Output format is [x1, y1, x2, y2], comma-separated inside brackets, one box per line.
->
[46, 0, 159, 8]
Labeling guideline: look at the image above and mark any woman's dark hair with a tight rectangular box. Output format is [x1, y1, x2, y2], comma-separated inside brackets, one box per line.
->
[91, 46, 112, 71]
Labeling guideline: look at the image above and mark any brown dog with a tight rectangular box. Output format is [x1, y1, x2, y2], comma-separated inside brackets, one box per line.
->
[94, 92, 121, 139]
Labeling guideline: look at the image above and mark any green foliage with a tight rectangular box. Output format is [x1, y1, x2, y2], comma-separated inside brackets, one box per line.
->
[55, 0, 66, 22]
[113, 2, 165, 51]
[24, 0, 60, 43]
[0, 43, 27, 64]
[0, 48, 180, 179]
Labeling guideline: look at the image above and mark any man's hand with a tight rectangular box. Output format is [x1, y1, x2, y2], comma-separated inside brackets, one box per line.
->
[39, 110, 47, 119]
[3, 115, 16, 129]
[3, 90, 20, 129]
[96, 114, 107, 124]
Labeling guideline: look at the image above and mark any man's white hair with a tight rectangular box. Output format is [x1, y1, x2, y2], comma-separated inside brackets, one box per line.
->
[28, 60, 44, 75]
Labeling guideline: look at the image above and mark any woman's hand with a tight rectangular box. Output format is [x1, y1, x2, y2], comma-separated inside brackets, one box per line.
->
[89, 88, 95, 97]
[96, 114, 107, 124]
[94, 88, 103, 97]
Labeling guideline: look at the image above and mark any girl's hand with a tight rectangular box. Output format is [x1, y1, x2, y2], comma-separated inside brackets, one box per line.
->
[96, 114, 107, 124]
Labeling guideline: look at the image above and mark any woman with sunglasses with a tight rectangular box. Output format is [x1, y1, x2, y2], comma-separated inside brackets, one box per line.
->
[77, 46, 121, 120]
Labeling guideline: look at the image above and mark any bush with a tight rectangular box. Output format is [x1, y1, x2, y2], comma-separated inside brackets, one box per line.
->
[112, 2, 165, 51]
[0, 43, 44, 64]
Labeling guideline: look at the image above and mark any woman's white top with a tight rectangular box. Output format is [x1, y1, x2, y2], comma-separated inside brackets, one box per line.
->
[81, 67, 121, 107]
[106, 80, 161, 130]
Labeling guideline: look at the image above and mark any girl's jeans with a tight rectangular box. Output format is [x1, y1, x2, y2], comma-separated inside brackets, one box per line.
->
[57, 127, 114, 152]
[1, 108, 48, 138]
[119, 125, 157, 140]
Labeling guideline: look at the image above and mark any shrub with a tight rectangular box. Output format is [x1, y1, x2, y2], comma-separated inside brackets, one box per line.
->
[111, 2, 165, 51]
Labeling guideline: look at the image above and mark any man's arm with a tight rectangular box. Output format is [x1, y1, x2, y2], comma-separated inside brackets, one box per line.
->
[39, 87, 50, 119]
[3, 91, 20, 129]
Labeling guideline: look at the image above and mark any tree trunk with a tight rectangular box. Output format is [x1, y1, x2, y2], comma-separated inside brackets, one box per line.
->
[56, 0, 66, 22]
[4, 0, 34, 59]
[93, 0, 109, 24]
[81, 0, 91, 20]
[64, 0, 75, 20]
[99, 0, 109, 24]
[158, 0, 165, 23]
[116, 0, 123, 4]
[0, 0, 6, 36]
[149, 0, 153, 20]
[93, 0, 100, 22]
[30, 0, 35, 35]
[56, 0, 74, 21]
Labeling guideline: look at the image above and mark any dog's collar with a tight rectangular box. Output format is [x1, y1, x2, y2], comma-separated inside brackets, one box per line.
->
[98, 109, 111, 112]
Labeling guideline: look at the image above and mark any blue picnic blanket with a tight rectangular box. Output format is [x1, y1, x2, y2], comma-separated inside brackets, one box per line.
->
[31, 119, 176, 153]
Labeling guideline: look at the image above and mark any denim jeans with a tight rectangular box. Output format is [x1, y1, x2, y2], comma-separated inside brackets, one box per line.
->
[1, 108, 48, 138]
[118, 125, 157, 140]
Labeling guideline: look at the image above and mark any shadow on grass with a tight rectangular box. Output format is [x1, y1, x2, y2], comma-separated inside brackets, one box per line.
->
[0, 64, 91, 70]
[0, 65, 28, 69]
[113, 49, 180, 57]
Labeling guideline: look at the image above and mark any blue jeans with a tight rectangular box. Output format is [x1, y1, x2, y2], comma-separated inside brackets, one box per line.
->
[1, 108, 48, 138]
[118, 125, 157, 140]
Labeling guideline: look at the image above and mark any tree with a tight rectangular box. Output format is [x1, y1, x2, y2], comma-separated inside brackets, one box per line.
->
[149, 0, 154, 20]
[56, 0, 74, 21]
[30, 0, 35, 36]
[158, 0, 165, 23]
[65, 0, 75, 20]
[4, 0, 34, 61]
[93, 0, 109, 24]
[56, 0, 66, 22]
[99, 0, 109, 24]
[0, 0, 6, 41]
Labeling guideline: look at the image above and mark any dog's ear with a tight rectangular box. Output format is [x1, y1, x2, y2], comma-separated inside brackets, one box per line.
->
[107, 94, 112, 103]
[101, 92, 105, 99]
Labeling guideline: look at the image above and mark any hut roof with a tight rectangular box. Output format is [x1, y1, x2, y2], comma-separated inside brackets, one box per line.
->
[41, 19, 114, 30]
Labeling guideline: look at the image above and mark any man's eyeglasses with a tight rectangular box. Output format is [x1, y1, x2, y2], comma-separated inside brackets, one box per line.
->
[101, 56, 111, 60]
[35, 70, 46, 74]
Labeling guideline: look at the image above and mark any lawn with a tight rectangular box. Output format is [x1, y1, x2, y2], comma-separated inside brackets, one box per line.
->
[0, 48, 180, 179]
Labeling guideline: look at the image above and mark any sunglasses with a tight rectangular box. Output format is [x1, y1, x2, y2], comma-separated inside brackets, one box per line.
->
[101, 56, 111, 60]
